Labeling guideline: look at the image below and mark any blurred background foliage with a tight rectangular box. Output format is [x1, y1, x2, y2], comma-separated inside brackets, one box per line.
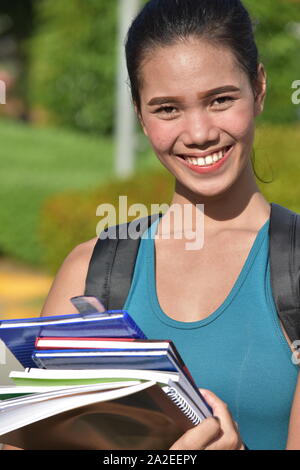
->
[27, 0, 300, 132]
[243, 0, 300, 123]
[0, 0, 299, 274]
[27, 0, 117, 134]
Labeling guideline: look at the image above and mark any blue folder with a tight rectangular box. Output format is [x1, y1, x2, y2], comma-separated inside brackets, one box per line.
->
[0, 305, 146, 368]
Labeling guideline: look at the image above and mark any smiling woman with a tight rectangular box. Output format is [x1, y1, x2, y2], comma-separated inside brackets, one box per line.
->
[118, 1, 299, 450]
[136, 39, 265, 189]
[4, 0, 299, 452]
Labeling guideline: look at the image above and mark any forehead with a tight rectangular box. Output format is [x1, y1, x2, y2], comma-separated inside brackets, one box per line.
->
[139, 39, 248, 99]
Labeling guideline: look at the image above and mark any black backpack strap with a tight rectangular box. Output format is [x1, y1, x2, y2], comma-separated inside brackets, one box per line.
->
[269, 203, 300, 344]
[84, 213, 162, 310]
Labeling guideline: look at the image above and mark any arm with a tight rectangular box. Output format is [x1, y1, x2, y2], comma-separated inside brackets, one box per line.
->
[286, 371, 300, 450]
[278, 321, 300, 450]
[2, 444, 23, 450]
[40, 237, 98, 317]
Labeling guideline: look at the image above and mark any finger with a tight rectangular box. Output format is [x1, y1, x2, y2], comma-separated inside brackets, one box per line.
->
[169, 416, 221, 450]
[199, 389, 242, 450]
[200, 388, 235, 430]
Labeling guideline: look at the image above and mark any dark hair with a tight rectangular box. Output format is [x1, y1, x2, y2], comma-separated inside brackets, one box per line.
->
[125, 0, 259, 111]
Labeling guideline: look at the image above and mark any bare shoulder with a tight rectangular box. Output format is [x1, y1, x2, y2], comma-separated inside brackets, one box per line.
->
[40, 236, 99, 317]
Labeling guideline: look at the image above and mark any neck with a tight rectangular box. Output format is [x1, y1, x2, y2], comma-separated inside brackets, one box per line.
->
[168, 160, 271, 234]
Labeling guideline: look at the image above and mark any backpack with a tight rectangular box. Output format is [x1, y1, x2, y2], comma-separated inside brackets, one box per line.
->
[84, 203, 300, 345]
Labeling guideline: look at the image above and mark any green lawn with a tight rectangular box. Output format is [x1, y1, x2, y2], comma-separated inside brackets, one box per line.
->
[0, 118, 158, 266]
[1, 118, 300, 268]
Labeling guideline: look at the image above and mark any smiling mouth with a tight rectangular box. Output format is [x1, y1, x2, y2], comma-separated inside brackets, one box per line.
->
[177, 146, 232, 167]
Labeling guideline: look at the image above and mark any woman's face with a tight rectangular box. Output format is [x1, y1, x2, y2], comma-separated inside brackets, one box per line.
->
[137, 38, 266, 200]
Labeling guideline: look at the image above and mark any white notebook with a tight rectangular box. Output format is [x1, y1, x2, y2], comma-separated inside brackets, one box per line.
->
[0, 368, 212, 449]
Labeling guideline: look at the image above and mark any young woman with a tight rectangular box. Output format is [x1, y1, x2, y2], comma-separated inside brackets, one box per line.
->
[4, 0, 299, 451]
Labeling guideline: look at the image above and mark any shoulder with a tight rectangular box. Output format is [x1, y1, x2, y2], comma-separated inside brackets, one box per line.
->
[65, 236, 99, 265]
[56, 236, 99, 280]
[40, 236, 99, 317]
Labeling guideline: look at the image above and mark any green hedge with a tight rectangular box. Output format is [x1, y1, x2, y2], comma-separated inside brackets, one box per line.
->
[39, 168, 174, 273]
[255, 123, 300, 211]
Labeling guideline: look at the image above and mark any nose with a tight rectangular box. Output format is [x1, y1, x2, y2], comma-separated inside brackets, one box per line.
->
[180, 110, 220, 148]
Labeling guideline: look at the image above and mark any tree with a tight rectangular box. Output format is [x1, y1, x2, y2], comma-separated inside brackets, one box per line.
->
[244, 0, 300, 123]
[28, 0, 117, 135]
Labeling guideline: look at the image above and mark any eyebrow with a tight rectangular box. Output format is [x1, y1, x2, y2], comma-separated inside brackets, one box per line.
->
[147, 86, 241, 106]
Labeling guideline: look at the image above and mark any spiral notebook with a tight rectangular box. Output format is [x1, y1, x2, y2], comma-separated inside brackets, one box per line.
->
[0, 371, 210, 450]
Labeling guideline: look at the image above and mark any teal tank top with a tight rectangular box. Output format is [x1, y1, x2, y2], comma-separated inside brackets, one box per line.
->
[123, 217, 298, 450]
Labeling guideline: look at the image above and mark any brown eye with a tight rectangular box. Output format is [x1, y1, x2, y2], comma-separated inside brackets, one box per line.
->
[156, 106, 177, 114]
[212, 96, 235, 107]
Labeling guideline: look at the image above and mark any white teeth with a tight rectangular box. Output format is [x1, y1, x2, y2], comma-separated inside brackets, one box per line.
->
[182, 147, 229, 167]
[205, 156, 213, 165]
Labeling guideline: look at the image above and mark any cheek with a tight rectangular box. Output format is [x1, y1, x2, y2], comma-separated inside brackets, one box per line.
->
[221, 102, 255, 145]
[143, 118, 177, 153]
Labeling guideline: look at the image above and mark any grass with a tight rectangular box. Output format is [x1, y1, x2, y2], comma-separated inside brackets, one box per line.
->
[0, 118, 159, 266]
[1, 117, 300, 268]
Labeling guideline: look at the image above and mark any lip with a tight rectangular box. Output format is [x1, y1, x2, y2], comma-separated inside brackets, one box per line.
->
[176, 145, 234, 174]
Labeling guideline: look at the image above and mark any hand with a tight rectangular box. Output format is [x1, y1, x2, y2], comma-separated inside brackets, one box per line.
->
[169, 388, 245, 450]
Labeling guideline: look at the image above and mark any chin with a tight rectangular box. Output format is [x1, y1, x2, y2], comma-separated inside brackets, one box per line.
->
[175, 170, 242, 202]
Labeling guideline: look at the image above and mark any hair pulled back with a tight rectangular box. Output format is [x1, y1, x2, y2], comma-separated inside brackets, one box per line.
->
[125, 0, 259, 111]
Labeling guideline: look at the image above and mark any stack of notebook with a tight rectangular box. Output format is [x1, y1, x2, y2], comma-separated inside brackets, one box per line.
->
[0, 296, 212, 450]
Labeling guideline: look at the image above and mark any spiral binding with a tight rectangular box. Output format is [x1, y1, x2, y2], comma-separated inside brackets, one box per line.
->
[163, 386, 201, 425]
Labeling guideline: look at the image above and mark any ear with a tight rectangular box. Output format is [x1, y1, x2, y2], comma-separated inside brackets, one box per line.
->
[134, 103, 148, 137]
[254, 63, 267, 117]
